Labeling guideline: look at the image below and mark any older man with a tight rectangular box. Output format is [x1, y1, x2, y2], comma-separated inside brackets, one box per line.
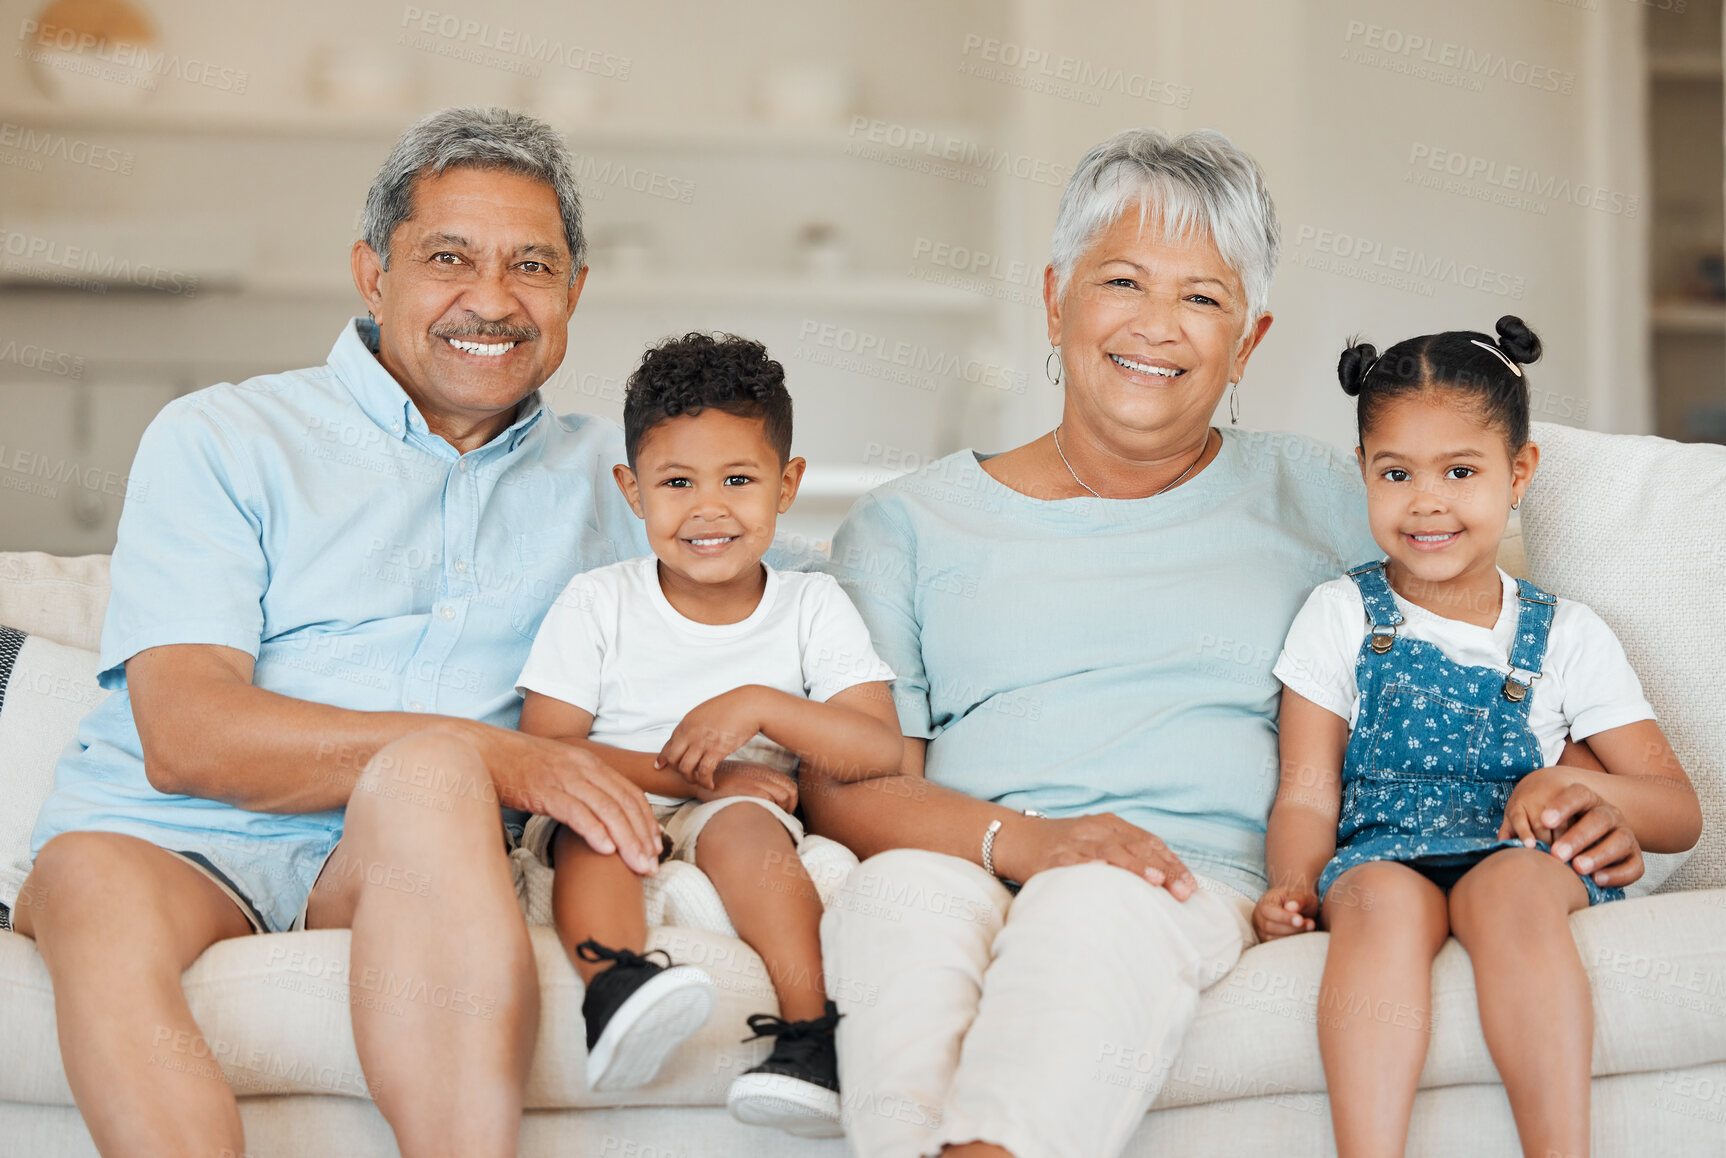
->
[14, 107, 706, 1157]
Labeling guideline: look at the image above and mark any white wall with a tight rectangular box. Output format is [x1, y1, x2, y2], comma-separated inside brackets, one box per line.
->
[0, 0, 1657, 553]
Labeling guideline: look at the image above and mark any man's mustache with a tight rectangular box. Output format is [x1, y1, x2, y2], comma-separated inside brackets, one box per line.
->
[430, 319, 540, 343]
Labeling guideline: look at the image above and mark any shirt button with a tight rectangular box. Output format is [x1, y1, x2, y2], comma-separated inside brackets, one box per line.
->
[439, 605, 456, 620]
[409, 700, 425, 712]
[454, 559, 468, 574]
[458, 460, 469, 472]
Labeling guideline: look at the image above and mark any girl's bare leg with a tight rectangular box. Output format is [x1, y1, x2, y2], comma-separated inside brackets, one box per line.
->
[1448, 848, 1592, 1158]
[551, 824, 648, 984]
[695, 804, 827, 1021]
[1318, 862, 1451, 1158]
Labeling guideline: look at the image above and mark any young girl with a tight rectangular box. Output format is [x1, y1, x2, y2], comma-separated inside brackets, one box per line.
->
[1254, 315, 1702, 1158]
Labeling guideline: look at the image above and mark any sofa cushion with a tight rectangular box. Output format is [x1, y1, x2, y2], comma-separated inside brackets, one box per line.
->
[0, 627, 108, 918]
[1522, 422, 1726, 893]
[4, 889, 1723, 1111]
[0, 554, 109, 652]
[1148, 887, 1726, 1111]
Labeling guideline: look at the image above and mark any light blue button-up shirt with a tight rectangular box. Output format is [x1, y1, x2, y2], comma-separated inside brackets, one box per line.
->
[31, 318, 727, 927]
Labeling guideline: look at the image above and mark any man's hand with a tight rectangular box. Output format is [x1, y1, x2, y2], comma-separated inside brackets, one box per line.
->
[1253, 884, 1319, 941]
[658, 687, 768, 791]
[993, 812, 1199, 900]
[470, 725, 661, 875]
[692, 761, 799, 811]
[1498, 767, 1645, 889]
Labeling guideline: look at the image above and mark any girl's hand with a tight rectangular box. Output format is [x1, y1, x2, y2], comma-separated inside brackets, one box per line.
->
[994, 813, 1199, 900]
[692, 761, 799, 812]
[1253, 885, 1319, 941]
[1499, 768, 1646, 888]
[659, 687, 768, 790]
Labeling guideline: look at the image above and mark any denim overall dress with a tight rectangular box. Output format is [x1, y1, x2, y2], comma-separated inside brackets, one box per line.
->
[1314, 560, 1622, 907]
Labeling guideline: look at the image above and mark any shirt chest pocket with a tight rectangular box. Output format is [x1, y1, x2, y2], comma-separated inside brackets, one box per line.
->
[1364, 683, 1489, 781]
[509, 528, 610, 641]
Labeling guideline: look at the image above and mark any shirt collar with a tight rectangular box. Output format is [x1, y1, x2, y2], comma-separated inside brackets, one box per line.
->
[328, 317, 548, 453]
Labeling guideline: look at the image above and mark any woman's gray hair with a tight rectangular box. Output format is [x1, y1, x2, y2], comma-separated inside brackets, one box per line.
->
[1050, 128, 1279, 319]
[361, 106, 586, 277]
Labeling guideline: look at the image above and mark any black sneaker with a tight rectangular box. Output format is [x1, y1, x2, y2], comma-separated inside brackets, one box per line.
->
[725, 1000, 844, 1137]
[577, 940, 715, 1093]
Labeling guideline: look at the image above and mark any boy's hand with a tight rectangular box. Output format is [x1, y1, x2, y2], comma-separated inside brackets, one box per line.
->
[693, 761, 799, 811]
[1498, 767, 1645, 888]
[659, 687, 769, 790]
[1253, 885, 1319, 941]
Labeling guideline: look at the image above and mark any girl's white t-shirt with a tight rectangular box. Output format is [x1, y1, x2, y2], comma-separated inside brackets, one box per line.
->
[1273, 568, 1655, 765]
[515, 556, 895, 788]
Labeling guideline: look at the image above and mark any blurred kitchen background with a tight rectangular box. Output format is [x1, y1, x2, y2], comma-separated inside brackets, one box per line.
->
[0, 0, 1719, 553]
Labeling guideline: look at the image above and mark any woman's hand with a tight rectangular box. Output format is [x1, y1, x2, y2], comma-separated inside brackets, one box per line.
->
[692, 761, 799, 812]
[1253, 885, 1319, 941]
[994, 813, 1199, 900]
[658, 687, 767, 790]
[1498, 767, 1646, 888]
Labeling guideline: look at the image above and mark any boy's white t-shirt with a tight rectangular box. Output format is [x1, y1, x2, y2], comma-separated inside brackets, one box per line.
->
[1273, 568, 1655, 765]
[515, 557, 895, 798]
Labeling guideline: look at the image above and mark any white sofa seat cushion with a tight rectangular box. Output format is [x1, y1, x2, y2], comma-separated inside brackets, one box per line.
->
[5, 889, 1723, 1112]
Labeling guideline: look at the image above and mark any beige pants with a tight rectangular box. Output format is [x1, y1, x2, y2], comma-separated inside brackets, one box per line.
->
[820, 850, 1253, 1158]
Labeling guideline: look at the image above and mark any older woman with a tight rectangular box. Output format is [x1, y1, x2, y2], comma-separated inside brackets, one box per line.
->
[805, 129, 1379, 1158]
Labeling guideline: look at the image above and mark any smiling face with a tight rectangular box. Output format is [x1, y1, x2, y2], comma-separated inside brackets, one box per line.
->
[1360, 390, 1538, 608]
[1044, 205, 1271, 442]
[352, 165, 586, 448]
[613, 408, 806, 610]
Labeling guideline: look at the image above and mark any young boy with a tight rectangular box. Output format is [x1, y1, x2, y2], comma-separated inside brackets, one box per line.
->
[514, 332, 902, 1137]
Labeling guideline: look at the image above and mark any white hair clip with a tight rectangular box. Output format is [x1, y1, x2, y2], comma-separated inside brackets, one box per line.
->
[1470, 339, 1522, 377]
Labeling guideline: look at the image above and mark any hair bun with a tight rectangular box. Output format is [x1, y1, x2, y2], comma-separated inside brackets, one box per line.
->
[1494, 315, 1542, 365]
[1338, 340, 1378, 397]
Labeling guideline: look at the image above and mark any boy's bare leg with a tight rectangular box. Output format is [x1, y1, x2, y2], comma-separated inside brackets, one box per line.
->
[1317, 862, 1451, 1158]
[12, 831, 254, 1158]
[550, 823, 648, 984]
[302, 730, 538, 1158]
[695, 805, 826, 1020]
[1448, 849, 1592, 1158]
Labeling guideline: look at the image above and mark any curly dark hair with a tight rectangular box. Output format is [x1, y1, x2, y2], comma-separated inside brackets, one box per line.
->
[622, 332, 792, 468]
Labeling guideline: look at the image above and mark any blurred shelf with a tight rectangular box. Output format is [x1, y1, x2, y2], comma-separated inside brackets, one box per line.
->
[1652, 300, 1726, 333]
[1649, 52, 1723, 81]
[260, 270, 993, 313]
[0, 102, 983, 155]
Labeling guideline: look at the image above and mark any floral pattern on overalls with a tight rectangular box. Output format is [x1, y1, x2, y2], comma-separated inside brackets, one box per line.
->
[1314, 560, 1622, 907]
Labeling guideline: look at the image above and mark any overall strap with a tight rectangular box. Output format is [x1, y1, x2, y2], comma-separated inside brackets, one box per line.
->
[1345, 560, 1402, 655]
[1502, 577, 1557, 702]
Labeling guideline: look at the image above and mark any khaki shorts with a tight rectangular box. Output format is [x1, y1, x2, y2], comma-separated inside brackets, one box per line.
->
[520, 795, 805, 870]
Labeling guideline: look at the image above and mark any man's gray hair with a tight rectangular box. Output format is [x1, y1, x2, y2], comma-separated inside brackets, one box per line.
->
[1050, 128, 1279, 320]
[361, 106, 586, 277]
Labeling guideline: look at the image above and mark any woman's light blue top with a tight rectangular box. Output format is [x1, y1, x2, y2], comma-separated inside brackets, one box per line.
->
[827, 427, 1379, 897]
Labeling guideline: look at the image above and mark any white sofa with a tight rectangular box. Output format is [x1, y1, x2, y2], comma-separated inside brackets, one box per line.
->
[1, 421, 1723, 1156]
